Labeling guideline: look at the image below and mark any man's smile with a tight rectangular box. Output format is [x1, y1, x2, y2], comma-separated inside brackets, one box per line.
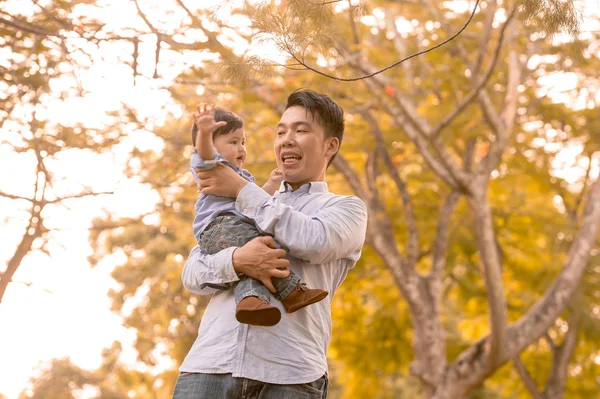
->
[281, 152, 302, 166]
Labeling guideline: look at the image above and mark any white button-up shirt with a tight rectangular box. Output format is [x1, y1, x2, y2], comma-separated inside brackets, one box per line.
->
[180, 181, 368, 384]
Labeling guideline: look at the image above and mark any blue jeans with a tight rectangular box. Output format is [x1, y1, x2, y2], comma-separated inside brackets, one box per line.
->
[199, 215, 300, 303]
[172, 373, 328, 399]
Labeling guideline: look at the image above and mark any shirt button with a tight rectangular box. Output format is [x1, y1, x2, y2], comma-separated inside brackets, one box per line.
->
[243, 208, 248, 213]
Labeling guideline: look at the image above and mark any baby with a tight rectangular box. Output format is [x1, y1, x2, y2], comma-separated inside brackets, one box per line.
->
[190, 104, 328, 326]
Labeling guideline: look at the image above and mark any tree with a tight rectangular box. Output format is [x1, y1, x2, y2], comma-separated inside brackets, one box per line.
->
[18, 342, 172, 399]
[18, 1, 600, 398]
[0, 0, 144, 303]
[235, 2, 598, 398]
[224, 2, 598, 398]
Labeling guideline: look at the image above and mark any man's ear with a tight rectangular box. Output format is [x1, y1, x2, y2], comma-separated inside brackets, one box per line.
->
[325, 137, 340, 159]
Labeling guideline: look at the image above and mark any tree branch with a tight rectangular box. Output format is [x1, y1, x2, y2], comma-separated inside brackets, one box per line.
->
[45, 190, 114, 204]
[348, 0, 361, 46]
[0, 189, 113, 205]
[332, 154, 409, 285]
[544, 332, 559, 353]
[353, 53, 474, 191]
[360, 78, 460, 190]
[425, 0, 507, 140]
[477, 46, 521, 177]
[0, 191, 33, 202]
[513, 356, 544, 399]
[351, 57, 432, 136]
[543, 315, 580, 398]
[468, 190, 508, 368]
[571, 154, 594, 222]
[279, 0, 481, 81]
[506, 176, 600, 354]
[384, 10, 413, 84]
[336, 32, 473, 193]
[332, 154, 368, 202]
[360, 111, 421, 263]
[433, 7, 516, 136]
[0, 15, 62, 37]
[429, 191, 461, 281]
[0, 166, 46, 304]
[473, 0, 498, 76]
[365, 149, 380, 202]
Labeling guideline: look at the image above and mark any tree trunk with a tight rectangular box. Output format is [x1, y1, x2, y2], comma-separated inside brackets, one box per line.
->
[430, 178, 600, 398]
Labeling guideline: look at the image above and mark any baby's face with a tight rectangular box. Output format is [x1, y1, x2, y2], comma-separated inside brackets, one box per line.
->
[213, 128, 247, 168]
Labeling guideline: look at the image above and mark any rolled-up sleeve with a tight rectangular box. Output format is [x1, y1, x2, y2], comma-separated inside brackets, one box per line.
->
[234, 183, 368, 264]
[182, 245, 240, 295]
[190, 149, 221, 184]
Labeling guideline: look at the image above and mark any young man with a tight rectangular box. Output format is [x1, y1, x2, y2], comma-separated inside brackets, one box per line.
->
[173, 90, 368, 399]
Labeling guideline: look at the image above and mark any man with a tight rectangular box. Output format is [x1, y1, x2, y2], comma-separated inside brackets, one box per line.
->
[173, 90, 368, 399]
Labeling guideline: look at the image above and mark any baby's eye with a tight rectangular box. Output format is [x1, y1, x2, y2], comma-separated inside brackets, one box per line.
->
[231, 140, 237, 144]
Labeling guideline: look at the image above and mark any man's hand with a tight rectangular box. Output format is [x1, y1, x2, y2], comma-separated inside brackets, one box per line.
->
[232, 236, 290, 293]
[196, 163, 249, 197]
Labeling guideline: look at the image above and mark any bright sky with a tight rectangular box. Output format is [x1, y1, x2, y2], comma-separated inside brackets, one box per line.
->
[0, 1, 187, 397]
[1, 1, 600, 398]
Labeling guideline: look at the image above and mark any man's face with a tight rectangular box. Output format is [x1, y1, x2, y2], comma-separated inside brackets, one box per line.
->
[213, 128, 247, 168]
[275, 106, 337, 190]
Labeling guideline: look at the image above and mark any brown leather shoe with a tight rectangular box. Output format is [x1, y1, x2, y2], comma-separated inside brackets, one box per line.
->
[282, 284, 329, 313]
[236, 296, 281, 326]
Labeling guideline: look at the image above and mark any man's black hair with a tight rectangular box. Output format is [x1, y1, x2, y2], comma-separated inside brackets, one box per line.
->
[191, 107, 244, 145]
[285, 89, 344, 166]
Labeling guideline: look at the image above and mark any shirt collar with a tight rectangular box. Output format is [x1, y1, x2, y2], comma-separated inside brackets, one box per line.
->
[279, 181, 329, 194]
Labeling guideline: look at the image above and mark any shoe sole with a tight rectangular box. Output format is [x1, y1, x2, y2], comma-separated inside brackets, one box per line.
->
[236, 307, 281, 326]
[287, 291, 329, 313]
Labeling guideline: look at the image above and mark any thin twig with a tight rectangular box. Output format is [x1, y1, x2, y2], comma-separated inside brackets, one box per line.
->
[287, 0, 481, 81]
[432, 7, 517, 136]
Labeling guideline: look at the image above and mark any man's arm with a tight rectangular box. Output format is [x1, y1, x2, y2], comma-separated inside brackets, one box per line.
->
[194, 165, 368, 264]
[236, 184, 368, 265]
[182, 246, 239, 295]
[182, 238, 291, 295]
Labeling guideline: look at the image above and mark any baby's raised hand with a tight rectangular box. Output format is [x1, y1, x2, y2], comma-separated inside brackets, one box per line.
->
[193, 103, 226, 136]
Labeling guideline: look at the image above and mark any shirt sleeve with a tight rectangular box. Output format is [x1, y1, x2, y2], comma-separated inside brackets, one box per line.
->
[181, 245, 240, 295]
[190, 149, 222, 184]
[234, 183, 368, 264]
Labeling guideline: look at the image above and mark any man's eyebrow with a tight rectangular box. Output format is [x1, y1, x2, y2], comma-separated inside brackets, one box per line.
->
[276, 121, 312, 129]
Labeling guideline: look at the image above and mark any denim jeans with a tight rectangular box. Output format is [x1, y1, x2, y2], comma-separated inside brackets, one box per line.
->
[199, 215, 300, 303]
[172, 373, 328, 399]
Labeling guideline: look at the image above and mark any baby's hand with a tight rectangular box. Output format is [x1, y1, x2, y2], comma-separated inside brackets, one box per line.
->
[193, 103, 226, 136]
[268, 168, 284, 185]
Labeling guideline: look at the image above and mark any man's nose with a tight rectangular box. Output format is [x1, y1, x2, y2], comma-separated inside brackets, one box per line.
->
[281, 131, 296, 146]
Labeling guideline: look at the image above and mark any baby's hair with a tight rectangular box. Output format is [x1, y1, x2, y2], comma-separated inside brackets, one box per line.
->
[191, 108, 244, 145]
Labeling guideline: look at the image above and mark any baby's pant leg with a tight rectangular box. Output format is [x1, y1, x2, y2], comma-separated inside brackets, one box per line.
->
[200, 216, 271, 303]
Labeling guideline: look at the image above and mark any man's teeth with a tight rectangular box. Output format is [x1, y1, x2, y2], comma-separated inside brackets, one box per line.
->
[282, 155, 301, 162]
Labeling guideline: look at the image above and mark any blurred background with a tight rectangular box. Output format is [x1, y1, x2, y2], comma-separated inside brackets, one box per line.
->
[1, 0, 600, 398]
